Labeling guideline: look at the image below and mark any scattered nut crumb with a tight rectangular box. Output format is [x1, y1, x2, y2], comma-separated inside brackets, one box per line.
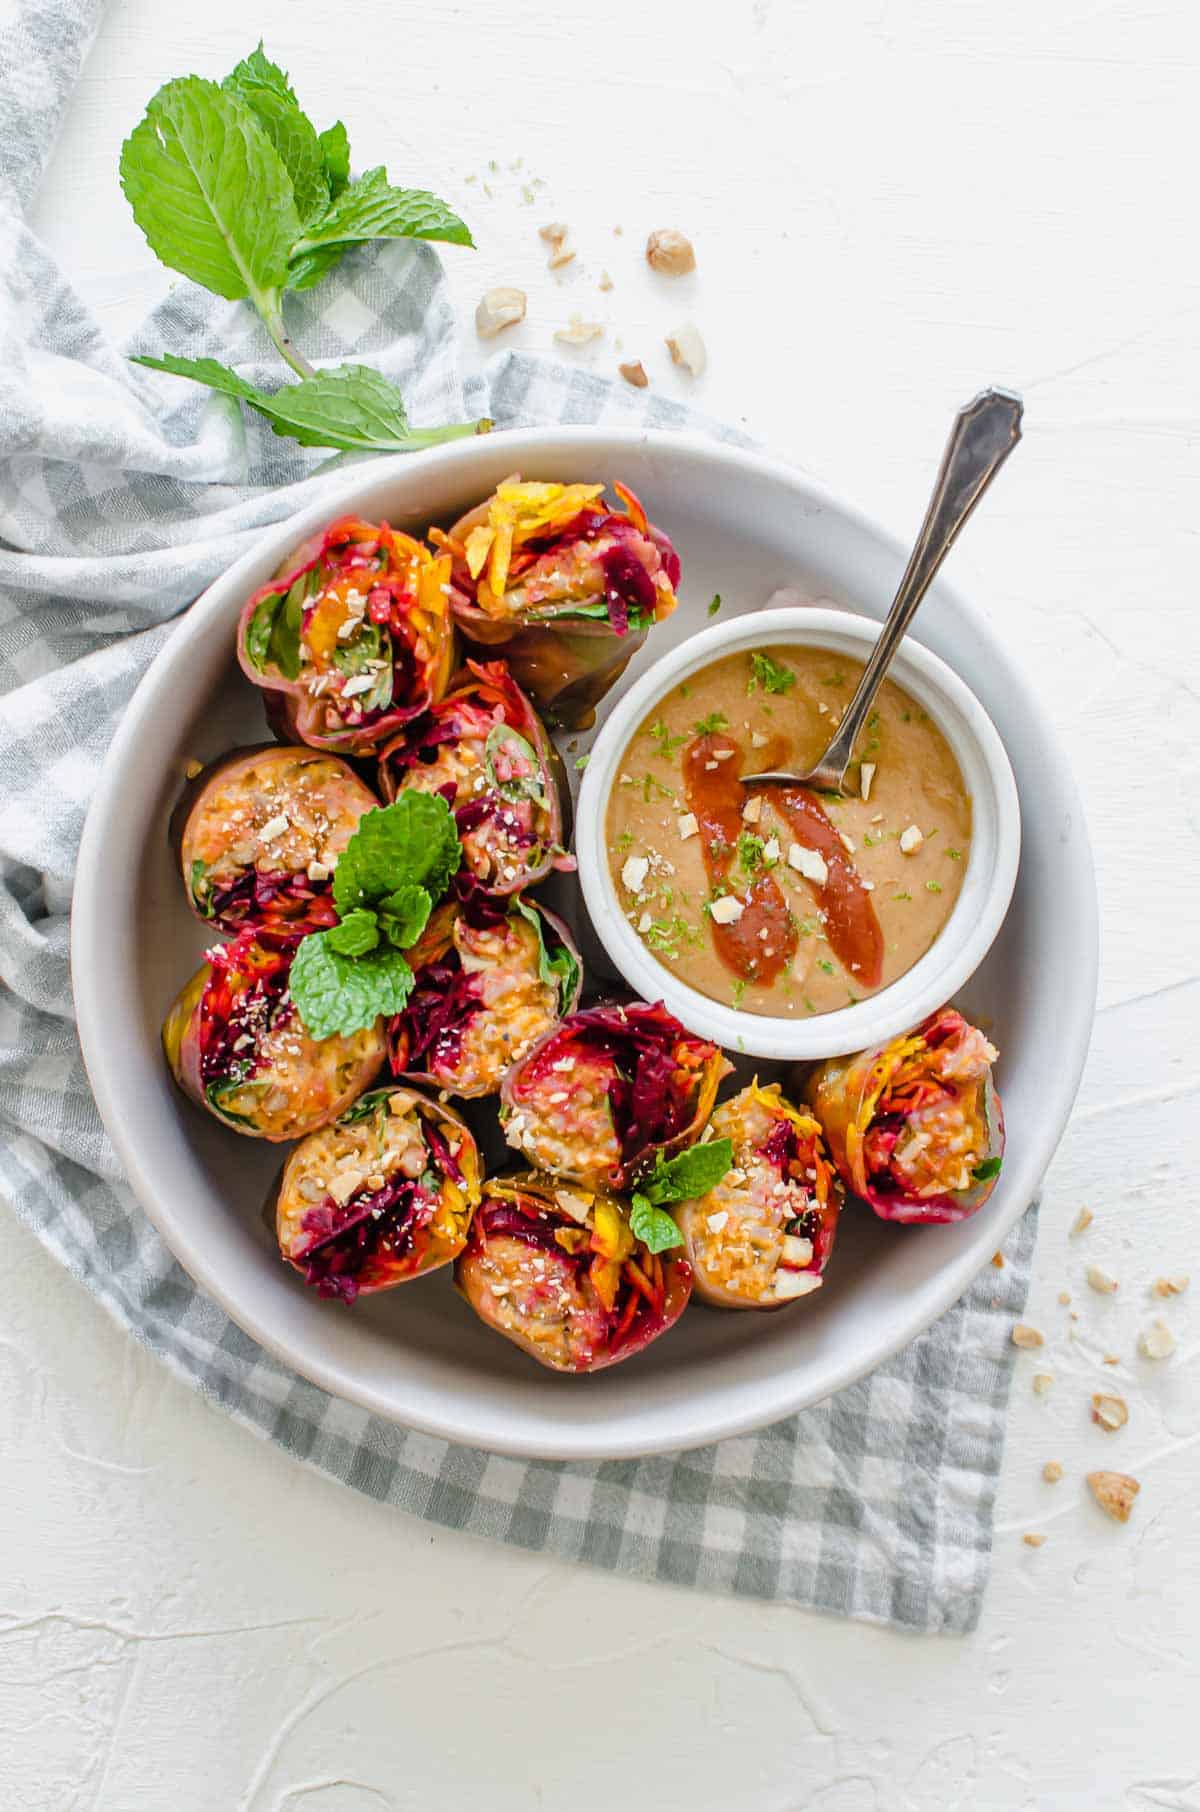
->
[665, 322, 707, 377]
[1058, 1290, 1071, 1305]
[1152, 1274, 1190, 1298]
[1023, 1532, 1047, 1548]
[539, 221, 569, 246]
[1102, 1354, 1121, 1366]
[184, 757, 203, 780]
[618, 359, 649, 389]
[475, 287, 527, 338]
[1043, 1460, 1064, 1483]
[1091, 1392, 1129, 1432]
[898, 823, 924, 855]
[554, 315, 604, 347]
[1086, 1263, 1118, 1295]
[1011, 1323, 1044, 1349]
[547, 246, 576, 270]
[646, 228, 696, 275]
[598, 270, 614, 292]
[613, 224, 623, 236]
[859, 761, 876, 802]
[1139, 1318, 1177, 1360]
[992, 1252, 1005, 1269]
[1033, 1372, 1054, 1395]
[1070, 1206, 1093, 1236]
[1087, 1469, 1139, 1523]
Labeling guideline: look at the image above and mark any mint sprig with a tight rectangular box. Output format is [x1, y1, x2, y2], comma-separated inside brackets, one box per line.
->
[120, 48, 486, 453]
[629, 1137, 735, 1254]
[288, 794, 460, 1039]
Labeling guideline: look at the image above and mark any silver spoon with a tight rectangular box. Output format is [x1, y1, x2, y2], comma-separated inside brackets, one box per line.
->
[742, 387, 1023, 794]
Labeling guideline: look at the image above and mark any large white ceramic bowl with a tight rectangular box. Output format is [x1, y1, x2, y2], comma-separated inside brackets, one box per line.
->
[577, 605, 1020, 1061]
[72, 428, 1097, 1461]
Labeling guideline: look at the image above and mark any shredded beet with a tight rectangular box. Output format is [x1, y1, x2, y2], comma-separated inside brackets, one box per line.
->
[298, 1175, 432, 1303]
[203, 866, 338, 932]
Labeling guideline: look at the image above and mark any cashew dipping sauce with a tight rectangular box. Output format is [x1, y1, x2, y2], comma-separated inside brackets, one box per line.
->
[604, 645, 972, 1018]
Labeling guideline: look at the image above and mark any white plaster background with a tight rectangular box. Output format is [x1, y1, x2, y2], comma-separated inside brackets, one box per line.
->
[4, 0, 1197, 1805]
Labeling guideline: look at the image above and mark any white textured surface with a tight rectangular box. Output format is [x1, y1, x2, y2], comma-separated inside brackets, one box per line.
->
[6, 0, 1198, 1804]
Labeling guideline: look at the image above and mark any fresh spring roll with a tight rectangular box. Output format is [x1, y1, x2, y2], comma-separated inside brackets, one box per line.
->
[377, 659, 571, 895]
[500, 1000, 731, 1190]
[674, 1083, 842, 1309]
[455, 1171, 692, 1372]
[807, 1007, 1005, 1225]
[177, 744, 379, 933]
[237, 516, 456, 754]
[274, 1087, 482, 1302]
[388, 894, 582, 1099]
[162, 929, 386, 1141]
[433, 479, 680, 727]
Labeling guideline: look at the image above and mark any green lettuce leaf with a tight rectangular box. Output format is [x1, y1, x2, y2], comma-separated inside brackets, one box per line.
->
[288, 932, 413, 1039]
[119, 76, 300, 303]
[511, 898, 580, 1009]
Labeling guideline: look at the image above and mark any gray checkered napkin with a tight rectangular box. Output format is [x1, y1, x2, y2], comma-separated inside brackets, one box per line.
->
[0, 0, 1037, 1632]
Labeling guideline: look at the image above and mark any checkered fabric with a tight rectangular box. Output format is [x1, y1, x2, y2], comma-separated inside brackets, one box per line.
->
[0, 0, 1038, 1632]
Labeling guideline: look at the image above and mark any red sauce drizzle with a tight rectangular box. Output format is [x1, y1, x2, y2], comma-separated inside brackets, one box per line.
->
[767, 789, 884, 988]
[681, 733, 797, 985]
[681, 732, 884, 991]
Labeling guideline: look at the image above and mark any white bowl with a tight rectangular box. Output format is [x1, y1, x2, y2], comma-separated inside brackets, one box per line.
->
[72, 427, 1097, 1461]
[577, 606, 1020, 1061]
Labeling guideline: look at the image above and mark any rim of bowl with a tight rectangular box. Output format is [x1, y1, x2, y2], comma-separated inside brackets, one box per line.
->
[577, 606, 1021, 1061]
[71, 426, 1095, 1460]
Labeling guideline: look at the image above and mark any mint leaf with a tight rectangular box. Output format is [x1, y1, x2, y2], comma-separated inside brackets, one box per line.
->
[224, 43, 297, 105]
[243, 569, 307, 678]
[290, 165, 473, 263]
[326, 908, 380, 956]
[133, 354, 484, 454]
[748, 652, 795, 696]
[223, 50, 328, 223]
[333, 795, 461, 916]
[377, 883, 432, 949]
[120, 76, 300, 303]
[289, 932, 413, 1038]
[629, 1194, 685, 1254]
[643, 1138, 735, 1205]
[319, 121, 351, 197]
[511, 899, 580, 1009]
[972, 1156, 1003, 1183]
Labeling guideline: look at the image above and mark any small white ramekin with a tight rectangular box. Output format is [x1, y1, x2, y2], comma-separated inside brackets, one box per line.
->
[576, 606, 1020, 1061]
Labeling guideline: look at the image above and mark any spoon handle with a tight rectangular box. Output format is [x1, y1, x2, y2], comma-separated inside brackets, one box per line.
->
[809, 388, 1023, 790]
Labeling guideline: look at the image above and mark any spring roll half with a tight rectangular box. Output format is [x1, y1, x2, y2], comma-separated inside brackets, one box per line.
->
[674, 1083, 842, 1309]
[807, 1007, 1005, 1225]
[162, 929, 386, 1141]
[274, 1087, 482, 1302]
[378, 659, 571, 895]
[177, 744, 379, 933]
[237, 516, 455, 754]
[388, 894, 583, 1098]
[433, 478, 680, 727]
[500, 1000, 731, 1190]
[455, 1172, 692, 1372]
